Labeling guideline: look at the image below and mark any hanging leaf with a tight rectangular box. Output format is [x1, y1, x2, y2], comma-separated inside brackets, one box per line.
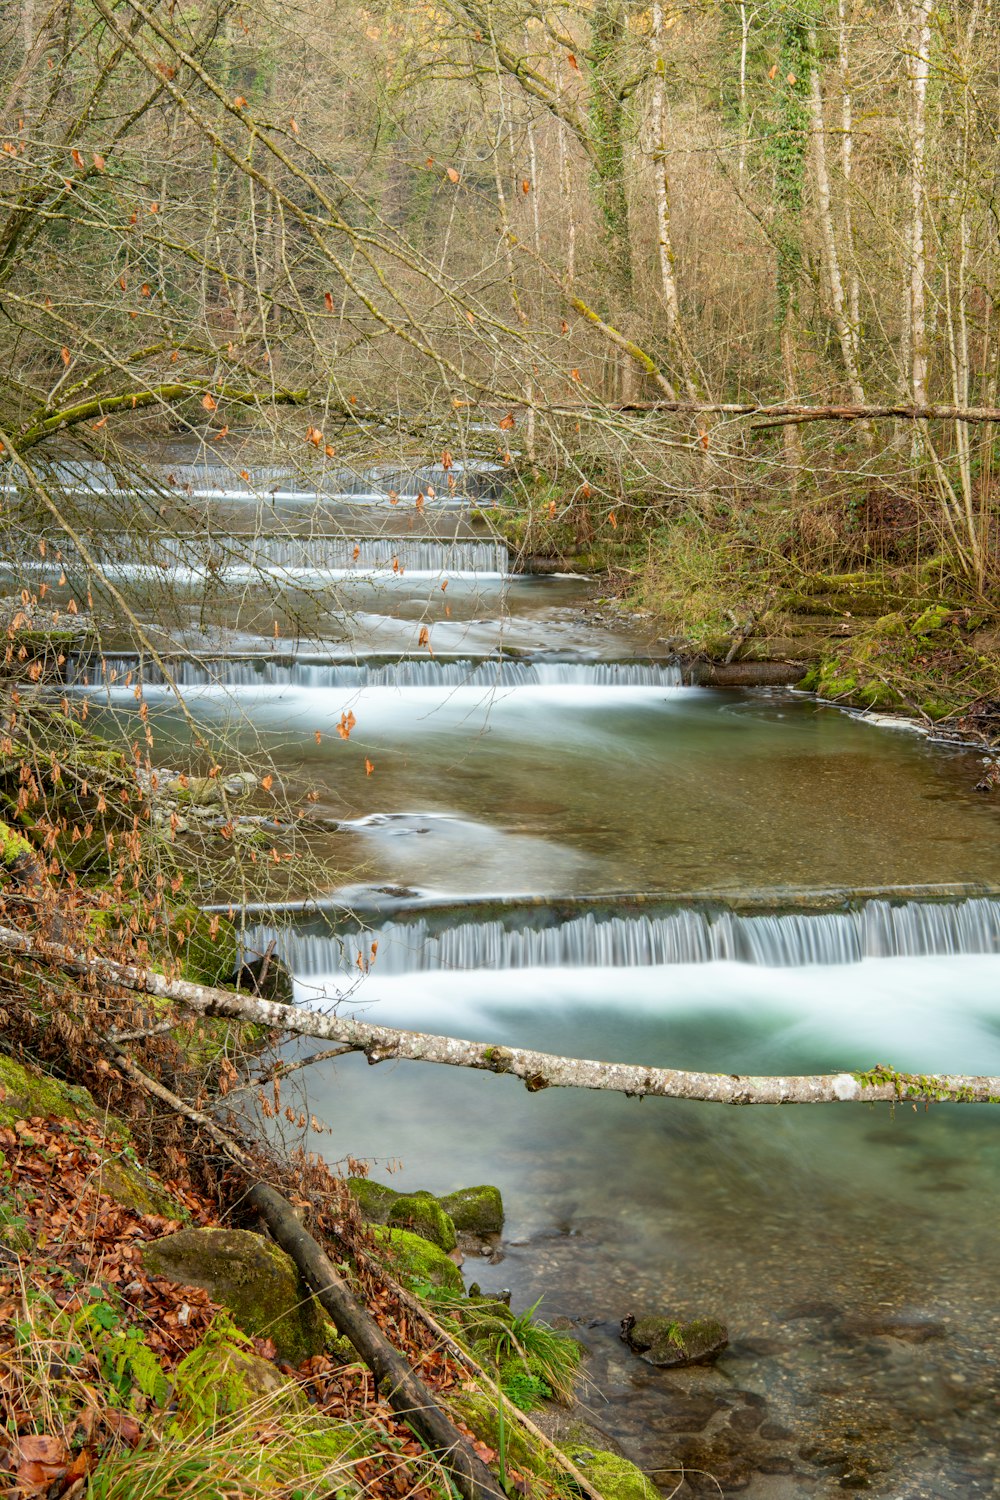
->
[71, 148, 84, 168]
[93, 152, 106, 171]
[201, 393, 217, 410]
[446, 166, 460, 183]
[324, 290, 334, 311]
[365, 758, 374, 776]
[567, 52, 580, 69]
[608, 511, 618, 528]
[289, 117, 299, 133]
[60, 346, 71, 365]
[521, 179, 531, 194]
[233, 95, 247, 108]
[418, 625, 431, 649]
[499, 412, 515, 430]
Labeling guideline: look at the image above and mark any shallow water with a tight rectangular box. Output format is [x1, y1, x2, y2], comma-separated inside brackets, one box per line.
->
[56, 458, 1000, 1497]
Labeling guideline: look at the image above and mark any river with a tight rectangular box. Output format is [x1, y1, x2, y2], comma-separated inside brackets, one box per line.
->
[43, 443, 1000, 1497]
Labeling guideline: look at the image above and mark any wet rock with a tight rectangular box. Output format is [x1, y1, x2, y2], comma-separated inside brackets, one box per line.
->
[623, 1314, 728, 1368]
[141, 1227, 328, 1365]
[677, 1438, 752, 1493]
[832, 1313, 946, 1344]
[759, 1420, 795, 1441]
[438, 1184, 504, 1235]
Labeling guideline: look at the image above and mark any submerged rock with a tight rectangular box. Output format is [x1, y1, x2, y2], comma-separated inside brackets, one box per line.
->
[141, 1227, 328, 1365]
[438, 1184, 504, 1235]
[623, 1313, 728, 1368]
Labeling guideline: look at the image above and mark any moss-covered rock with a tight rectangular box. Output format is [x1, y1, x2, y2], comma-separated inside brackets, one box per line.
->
[911, 603, 953, 636]
[373, 1226, 463, 1293]
[141, 1227, 328, 1365]
[172, 1327, 309, 1423]
[387, 1192, 456, 1251]
[347, 1176, 400, 1224]
[562, 1445, 662, 1500]
[167, 905, 239, 987]
[0, 1055, 186, 1216]
[625, 1314, 728, 1368]
[438, 1185, 503, 1236]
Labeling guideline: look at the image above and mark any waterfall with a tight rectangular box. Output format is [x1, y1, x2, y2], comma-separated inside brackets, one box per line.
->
[11, 458, 504, 503]
[241, 897, 1000, 977]
[63, 654, 684, 690]
[75, 533, 508, 575]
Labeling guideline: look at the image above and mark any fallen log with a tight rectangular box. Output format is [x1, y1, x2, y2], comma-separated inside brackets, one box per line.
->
[2, 922, 1000, 1105]
[248, 1183, 507, 1500]
[97, 1045, 507, 1500]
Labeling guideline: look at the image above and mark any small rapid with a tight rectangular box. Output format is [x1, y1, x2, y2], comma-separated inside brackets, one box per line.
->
[242, 895, 1000, 980]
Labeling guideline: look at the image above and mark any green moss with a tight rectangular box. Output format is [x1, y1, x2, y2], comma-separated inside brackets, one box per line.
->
[168, 906, 238, 987]
[0, 1054, 98, 1128]
[912, 603, 952, 636]
[562, 1446, 660, 1500]
[373, 1226, 463, 1293]
[387, 1193, 456, 1251]
[171, 1321, 308, 1426]
[142, 1227, 329, 1365]
[346, 1176, 400, 1223]
[0, 819, 35, 868]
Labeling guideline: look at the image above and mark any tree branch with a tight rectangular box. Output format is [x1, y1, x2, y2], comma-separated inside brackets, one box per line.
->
[2, 924, 998, 1106]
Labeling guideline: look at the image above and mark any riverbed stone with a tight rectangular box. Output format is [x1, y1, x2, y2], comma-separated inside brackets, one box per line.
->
[387, 1192, 457, 1251]
[438, 1184, 504, 1235]
[141, 1227, 328, 1365]
[624, 1315, 728, 1368]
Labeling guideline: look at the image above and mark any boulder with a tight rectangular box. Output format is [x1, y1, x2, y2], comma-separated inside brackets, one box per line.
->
[623, 1314, 728, 1368]
[387, 1192, 456, 1252]
[142, 1227, 328, 1365]
[374, 1226, 463, 1293]
[347, 1176, 400, 1223]
[438, 1184, 504, 1235]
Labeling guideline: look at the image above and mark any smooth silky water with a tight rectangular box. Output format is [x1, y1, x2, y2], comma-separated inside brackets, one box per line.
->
[57, 467, 1000, 1496]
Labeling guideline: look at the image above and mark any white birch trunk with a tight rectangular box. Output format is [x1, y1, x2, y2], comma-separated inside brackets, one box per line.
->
[808, 40, 866, 405]
[6, 924, 1000, 1106]
[909, 0, 932, 406]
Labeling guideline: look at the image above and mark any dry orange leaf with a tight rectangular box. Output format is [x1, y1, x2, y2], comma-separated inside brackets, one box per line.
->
[418, 625, 431, 649]
[446, 166, 460, 183]
[521, 179, 531, 194]
[261, 774, 273, 791]
[289, 116, 299, 133]
[93, 152, 106, 171]
[324, 290, 334, 311]
[233, 94, 247, 108]
[60, 346, 70, 365]
[608, 510, 618, 528]
[141, 282, 151, 296]
[201, 393, 217, 410]
[567, 52, 580, 69]
[71, 148, 84, 168]
[499, 411, 515, 430]
[365, 758, 374, 776]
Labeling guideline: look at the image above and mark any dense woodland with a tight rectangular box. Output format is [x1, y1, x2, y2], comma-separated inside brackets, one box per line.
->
[4, 0, 1000, 598]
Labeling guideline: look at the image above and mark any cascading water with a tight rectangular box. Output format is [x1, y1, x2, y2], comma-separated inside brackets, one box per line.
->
[27, 533, 508, 581]
[241, 896, 1000, 981]
[63, 654, 684, 690]
[10, 457, 503, 503]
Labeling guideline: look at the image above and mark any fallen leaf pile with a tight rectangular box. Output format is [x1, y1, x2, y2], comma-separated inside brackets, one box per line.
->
[0, 1112, 539, 1500]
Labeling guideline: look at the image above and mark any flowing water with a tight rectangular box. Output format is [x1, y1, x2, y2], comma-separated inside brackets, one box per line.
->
[47, 442, 1000, 1497]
